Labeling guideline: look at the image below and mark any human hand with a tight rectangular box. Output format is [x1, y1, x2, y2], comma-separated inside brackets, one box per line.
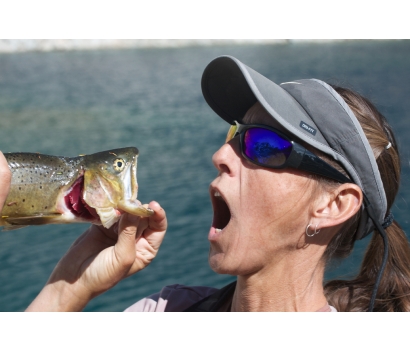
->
[0, 151, 11, 213]
[26, 201, 167, 311]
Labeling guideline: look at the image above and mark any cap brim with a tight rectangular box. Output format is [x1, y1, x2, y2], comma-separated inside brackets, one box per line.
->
[201, 55, 329, 146]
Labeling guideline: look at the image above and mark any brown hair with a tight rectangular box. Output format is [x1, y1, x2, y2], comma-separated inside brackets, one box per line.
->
[321, 86, 410, 311]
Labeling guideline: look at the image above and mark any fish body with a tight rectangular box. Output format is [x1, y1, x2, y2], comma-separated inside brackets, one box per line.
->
[0, 147, 153, 230]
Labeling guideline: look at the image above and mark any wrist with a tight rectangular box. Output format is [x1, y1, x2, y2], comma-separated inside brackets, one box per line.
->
[26, 280, 91, 312]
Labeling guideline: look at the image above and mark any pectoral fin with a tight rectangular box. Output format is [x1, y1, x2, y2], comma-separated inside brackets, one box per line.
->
[96, 207, 121, 229]
[117, 200, 154, 217]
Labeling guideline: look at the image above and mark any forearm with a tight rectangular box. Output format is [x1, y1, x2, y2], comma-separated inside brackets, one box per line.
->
[26, 281, 91, 312]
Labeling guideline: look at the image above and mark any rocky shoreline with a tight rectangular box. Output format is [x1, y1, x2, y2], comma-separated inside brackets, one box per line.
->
[0, 39, 341, 53]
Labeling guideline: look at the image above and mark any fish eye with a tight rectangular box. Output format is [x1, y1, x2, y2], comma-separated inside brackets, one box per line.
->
[113, 158, 125, 172]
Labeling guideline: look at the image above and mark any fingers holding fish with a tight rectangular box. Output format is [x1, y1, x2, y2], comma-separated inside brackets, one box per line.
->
[141, 201, 167, 243]
[25, 204, 166, 311]
[116, 201, 167, 276]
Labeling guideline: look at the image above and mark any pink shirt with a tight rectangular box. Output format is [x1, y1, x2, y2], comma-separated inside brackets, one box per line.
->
[124, 284, 337, 312]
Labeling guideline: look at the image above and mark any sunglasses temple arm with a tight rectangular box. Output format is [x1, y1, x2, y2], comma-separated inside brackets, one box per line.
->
[290, 144, 352, 184]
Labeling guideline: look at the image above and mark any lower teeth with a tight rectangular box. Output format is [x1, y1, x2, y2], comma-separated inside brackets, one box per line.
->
[215, 228, 222, 233]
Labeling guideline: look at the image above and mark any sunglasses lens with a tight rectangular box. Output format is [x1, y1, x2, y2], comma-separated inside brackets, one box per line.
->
[243, 128, 292, 167]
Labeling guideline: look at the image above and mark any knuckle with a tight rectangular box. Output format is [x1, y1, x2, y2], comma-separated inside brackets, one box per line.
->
[122, 226, 136, 237]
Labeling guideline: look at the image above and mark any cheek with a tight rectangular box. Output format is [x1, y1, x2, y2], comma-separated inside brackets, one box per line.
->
[240, 172, 288, 220]
[240, 171, 313, 238]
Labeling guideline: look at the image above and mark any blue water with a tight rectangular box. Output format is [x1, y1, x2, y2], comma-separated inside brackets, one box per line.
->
[0, 40, 409, 311]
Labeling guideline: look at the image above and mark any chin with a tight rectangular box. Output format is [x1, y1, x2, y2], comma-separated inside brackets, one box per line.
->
[208, 249, 238, 275]
[208, 250, 227, 274]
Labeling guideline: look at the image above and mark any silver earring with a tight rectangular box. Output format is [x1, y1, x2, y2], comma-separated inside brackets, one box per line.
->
[306, 224, 321, 237]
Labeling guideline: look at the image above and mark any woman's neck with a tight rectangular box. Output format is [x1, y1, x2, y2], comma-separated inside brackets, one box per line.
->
[231, 249, 328, 312]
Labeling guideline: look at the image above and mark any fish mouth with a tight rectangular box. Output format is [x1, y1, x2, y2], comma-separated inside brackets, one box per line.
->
[64, 176, 100, 221]
[210, 187, 231, 233]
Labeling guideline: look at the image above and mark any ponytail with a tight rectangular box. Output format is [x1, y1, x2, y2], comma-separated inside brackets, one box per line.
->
[321, 86, 410, 311]
[325, 222, 410, 311]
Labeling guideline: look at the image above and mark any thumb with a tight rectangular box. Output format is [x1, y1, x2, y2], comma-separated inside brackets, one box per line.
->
[114, 213, 140, 268]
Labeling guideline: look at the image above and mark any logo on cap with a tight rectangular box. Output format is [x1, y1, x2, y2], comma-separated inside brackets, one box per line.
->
[299, 121, 317, 136]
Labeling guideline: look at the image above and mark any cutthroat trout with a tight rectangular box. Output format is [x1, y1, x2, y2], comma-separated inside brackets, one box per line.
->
[0, 147, 153, 231]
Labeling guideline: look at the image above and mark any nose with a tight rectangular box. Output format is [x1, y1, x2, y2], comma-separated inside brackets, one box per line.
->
[212, 138, 241, 176]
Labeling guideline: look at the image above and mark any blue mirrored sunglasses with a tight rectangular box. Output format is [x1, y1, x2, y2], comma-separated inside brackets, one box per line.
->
[226, 121, 351, 184]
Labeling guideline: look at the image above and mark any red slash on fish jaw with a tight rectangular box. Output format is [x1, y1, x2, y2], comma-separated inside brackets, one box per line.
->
[64, 176, 99, 221]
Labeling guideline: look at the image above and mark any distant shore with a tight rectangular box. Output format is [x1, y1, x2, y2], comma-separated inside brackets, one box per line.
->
[0, 39, 347, 53]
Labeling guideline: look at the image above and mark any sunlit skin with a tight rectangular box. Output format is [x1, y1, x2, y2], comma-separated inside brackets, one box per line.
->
[208, 102, 363, 311]
[25, 201, 167, 311]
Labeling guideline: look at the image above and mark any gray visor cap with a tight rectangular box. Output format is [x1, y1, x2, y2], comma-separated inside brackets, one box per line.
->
[201, 55, 387, 240]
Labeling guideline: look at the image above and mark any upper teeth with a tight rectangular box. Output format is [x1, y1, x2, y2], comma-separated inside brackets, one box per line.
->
[214, 191, 221, 197]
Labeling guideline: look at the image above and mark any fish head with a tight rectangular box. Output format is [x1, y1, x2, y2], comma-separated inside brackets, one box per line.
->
[81, 147, 140, 226]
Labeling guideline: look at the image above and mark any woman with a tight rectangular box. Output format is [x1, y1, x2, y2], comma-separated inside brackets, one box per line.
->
[22, 55, 409, 311]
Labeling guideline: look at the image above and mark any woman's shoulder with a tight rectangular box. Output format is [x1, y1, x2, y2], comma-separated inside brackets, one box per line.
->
[124, 284, 219, 312]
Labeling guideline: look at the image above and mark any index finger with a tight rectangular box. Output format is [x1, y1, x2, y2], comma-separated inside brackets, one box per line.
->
[146, 201, 167, 232]
[140, 201, 167, 250]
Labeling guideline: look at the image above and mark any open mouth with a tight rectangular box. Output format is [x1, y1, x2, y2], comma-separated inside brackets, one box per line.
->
[64, 176, 100, 221]
[211, 189, 231, 232]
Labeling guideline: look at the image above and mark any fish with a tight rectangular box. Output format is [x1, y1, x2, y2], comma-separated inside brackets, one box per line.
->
[0, 147, 154, 231]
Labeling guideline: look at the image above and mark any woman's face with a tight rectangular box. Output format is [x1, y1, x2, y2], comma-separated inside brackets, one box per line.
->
[208, 103, 319, 276]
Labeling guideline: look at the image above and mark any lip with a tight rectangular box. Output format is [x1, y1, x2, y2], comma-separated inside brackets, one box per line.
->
[208, 226, 224, 241]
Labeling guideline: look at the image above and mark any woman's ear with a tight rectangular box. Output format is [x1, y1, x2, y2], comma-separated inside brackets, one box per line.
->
[311, 183, 363, 229]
